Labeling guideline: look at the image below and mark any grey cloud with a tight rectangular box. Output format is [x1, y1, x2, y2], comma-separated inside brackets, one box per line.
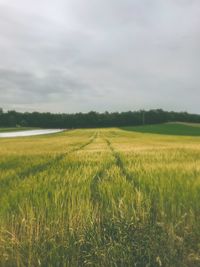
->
[0, 69, 91, 105]
[0, 0, 199, 113]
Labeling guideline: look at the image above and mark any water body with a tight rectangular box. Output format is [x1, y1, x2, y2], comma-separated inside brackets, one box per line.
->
[0, 129, 64, 138]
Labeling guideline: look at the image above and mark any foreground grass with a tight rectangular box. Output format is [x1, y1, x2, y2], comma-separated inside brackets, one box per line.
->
[122, 122, 200, 136]
[0, 128, 200, 266]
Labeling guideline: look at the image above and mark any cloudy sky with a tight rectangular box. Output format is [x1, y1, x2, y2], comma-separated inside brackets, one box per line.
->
[0, 0, 199, 113]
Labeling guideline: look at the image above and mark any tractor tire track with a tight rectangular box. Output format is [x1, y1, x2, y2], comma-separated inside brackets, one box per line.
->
[104, 138, 141, 190]
[90, 135, 141, 209]
[90, 161, 113, 205]
[90, 137, 115, 206]
[105, 138, 164, 224]
[0, 132, 97, 199]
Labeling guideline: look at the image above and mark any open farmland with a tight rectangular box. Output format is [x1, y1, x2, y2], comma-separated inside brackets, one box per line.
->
[0, 127, 200, 267]
[0, 127, 38, 133]
[122, 123, 200, 136]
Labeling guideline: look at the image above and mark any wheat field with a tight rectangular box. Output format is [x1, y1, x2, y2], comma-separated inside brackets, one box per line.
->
[0, 128, 200, 267]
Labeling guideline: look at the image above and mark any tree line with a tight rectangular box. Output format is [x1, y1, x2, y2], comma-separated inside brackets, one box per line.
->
[0, 108, 199, 128]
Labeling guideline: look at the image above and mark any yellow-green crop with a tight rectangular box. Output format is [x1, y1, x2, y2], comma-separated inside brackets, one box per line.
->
[0, 128, 200, 266]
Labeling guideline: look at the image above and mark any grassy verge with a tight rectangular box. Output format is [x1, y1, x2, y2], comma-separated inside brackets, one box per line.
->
[0, 127, 39, 133]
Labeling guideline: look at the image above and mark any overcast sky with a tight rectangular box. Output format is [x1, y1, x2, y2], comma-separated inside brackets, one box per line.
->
[0, 0, 199, 113]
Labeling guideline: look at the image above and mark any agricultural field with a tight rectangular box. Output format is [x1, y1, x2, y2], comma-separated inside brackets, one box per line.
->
[122, 122, 200, 136]
[0, 127, 37, 133]
[0, 125, 200, 267]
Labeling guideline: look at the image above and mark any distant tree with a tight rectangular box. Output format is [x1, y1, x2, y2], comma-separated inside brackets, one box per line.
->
[20, 119, 27, 127]
[0, 109, 199, 128]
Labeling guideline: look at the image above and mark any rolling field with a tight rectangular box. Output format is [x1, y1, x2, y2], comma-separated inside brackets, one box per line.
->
[0, 126, 200, 266]
[122, 123, 200, 136]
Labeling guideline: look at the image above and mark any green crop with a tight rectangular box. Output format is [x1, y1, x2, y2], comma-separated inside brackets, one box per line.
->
[0, 127, 200, 266]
